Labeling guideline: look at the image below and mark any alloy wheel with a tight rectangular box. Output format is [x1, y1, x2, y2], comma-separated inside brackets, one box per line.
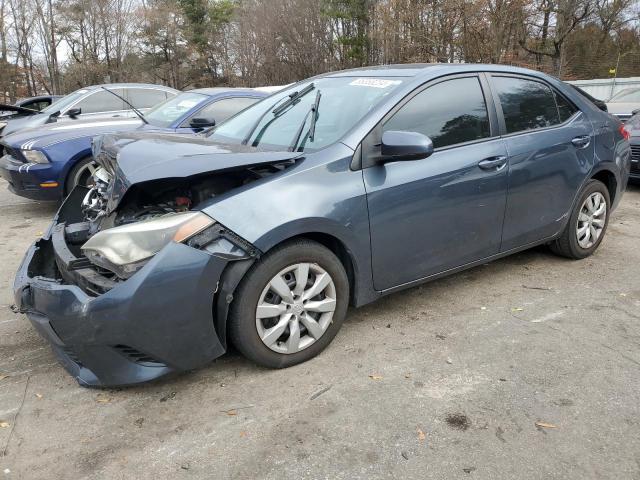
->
[255, 263, 337, 354]
[72, 161, 98, 189]
[576, 191, 607, 249]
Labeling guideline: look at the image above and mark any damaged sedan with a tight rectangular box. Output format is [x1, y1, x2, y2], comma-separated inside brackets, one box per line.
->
[13, 64, 630, 387]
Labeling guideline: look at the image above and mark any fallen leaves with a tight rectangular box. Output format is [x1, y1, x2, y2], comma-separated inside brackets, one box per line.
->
[95, 394, 112, 404]
[309, 385, 332, 400]
[34, 393, 43, 399]
[220, 405, 254, 416]
[417, 428, 426, 441]
[0, 374, 9, 381]
[368, 374, 383, 380]
[511, 307, 524, 312]
[159, 391, 176, 402]
[535, 421, 557, 429]
[0, 421, 9, 428]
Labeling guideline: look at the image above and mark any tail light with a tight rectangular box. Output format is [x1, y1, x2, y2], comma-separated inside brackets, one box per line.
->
[619, 124, 630, 141]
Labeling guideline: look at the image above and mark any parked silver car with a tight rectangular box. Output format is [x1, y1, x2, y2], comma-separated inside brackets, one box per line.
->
[0, 83, 178, 139]
[606, 87, 640, 122]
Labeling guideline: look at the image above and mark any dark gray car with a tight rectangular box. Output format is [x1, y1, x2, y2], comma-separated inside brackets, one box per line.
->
[13, 64, 631, 387]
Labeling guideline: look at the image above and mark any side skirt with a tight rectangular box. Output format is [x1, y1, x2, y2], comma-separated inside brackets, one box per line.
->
[377, 234, 559, 298]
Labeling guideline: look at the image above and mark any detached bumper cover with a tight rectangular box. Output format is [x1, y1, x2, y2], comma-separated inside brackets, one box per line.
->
[14, 211, 254, 387]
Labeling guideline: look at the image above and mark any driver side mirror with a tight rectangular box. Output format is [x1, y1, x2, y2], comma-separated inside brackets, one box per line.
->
[189, 117, 216, 129]
[380, 130, 434, 162]
[66, 107, 81, 119]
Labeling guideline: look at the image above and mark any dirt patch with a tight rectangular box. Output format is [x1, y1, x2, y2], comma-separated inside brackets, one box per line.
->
[445, 413, 470, 431]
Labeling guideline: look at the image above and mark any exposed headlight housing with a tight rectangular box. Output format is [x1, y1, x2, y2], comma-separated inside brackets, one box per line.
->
[21, 149, 49, 164]
[81, 211, 215, 278]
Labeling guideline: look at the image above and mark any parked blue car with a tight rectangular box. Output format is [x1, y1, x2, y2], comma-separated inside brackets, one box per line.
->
[0, 88, 266, 200]
[13, 64, 631, 386]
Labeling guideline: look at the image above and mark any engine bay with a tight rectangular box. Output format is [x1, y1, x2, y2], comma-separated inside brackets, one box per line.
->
[81, 160, 295, 233]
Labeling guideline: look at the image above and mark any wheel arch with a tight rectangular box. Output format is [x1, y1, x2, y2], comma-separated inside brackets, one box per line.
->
[62, 149, 93, 193]
[590, 168, 618, 205]
[277, 231, 357, 305]
[250, 215, 377, 304]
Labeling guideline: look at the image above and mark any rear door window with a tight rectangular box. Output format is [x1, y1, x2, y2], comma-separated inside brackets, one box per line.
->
[383, 76, 491, 149]
[492, 76, 561, 134]
[127, 88, 170, 109]
[183, 97, 260, 126]
[73, 89, 125, 114]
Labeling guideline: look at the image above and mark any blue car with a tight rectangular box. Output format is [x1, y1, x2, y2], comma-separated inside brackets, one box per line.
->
[13, 64, 631, 386]
[0, 88, 266, 200]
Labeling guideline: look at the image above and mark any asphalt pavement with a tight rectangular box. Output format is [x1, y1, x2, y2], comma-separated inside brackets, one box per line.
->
[1, 179, 639, 479]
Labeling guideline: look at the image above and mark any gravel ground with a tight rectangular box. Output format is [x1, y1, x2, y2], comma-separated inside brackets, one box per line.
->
[1, 179, 639, 480]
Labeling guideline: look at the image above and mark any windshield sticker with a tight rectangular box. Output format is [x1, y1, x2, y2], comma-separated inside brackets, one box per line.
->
[349, 78, 402, 89]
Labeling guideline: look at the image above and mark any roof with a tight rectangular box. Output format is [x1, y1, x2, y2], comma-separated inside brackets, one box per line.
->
[328, 64, 441, 78]
[188, 87, 264, 95]
[325, 62, 550, 80]
[84, 83, 178, 91]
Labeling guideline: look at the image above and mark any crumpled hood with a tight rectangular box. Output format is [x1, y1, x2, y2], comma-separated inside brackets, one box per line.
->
[94, 131, 302, 212]
[2, 118, 145, 149]
[0, 104, 39, 117]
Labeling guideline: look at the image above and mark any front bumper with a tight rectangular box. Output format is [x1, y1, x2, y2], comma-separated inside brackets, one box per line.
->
[1, 154, 62, 200]
[13, 192, 254, 387]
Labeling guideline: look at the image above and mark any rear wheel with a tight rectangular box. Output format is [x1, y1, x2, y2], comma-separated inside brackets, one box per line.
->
[65, 157, 98, 195]
[229, 239, 349, 368]
[550, 179, 610, 259]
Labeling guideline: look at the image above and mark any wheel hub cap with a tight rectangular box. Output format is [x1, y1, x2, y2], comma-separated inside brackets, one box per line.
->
[255, 263, 337, 354]
[576, 192, 606, 249]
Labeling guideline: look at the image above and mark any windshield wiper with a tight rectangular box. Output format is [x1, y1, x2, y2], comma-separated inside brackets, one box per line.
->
[241, 83, 315, 146]
[288, 90, 321, 152]
[101, 86, 148, 124]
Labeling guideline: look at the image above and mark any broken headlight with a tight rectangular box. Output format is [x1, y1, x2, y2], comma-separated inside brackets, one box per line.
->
[81, 211, 214, 278]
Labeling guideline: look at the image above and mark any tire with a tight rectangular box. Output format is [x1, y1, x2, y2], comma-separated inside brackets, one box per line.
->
[229, 239, 349, 368]
[65, 157, 97, 195]
[550, 179, 611, 259]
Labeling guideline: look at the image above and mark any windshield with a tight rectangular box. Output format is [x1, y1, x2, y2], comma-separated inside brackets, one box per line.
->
[609, 88, 640, 103]
[145, 92, 209, 128]
[209, 76, 405, 152]
[42, 89, 89, 114]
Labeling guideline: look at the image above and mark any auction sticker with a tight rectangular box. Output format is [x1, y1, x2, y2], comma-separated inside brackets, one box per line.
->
[349, 78, 402, 88]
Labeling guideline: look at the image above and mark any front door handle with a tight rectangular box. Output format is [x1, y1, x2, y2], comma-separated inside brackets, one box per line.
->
[571, 135, 591, 149]
[478, 156, 507, 171]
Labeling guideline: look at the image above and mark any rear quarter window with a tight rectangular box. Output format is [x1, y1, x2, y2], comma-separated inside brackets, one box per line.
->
[554, 90, 578, 122]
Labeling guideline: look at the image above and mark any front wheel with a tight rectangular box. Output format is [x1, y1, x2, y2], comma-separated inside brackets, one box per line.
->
[229, 239, 349, 368]
[65, 157, 98, 195]
[550, 179, 610, 259]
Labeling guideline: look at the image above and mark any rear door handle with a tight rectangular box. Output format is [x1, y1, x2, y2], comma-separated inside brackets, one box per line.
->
[571, 135, 591, 149]
[478, 156, 507, 171]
